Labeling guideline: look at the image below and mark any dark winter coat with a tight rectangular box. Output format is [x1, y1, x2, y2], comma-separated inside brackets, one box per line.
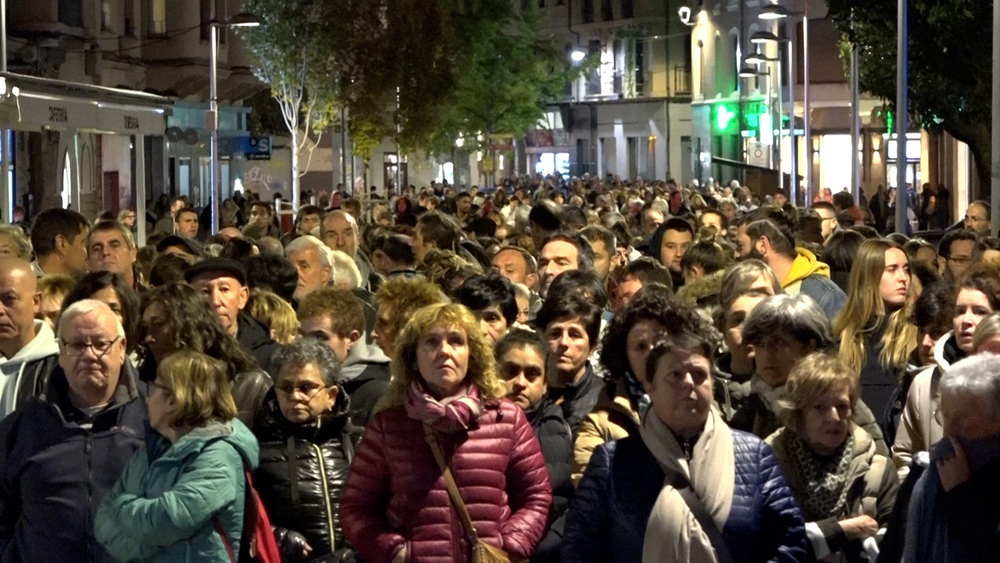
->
[857, 318, 908, 432]
[339, 397, 551, 563]
[0, 362, 146, 562]
[562, 430, 811, 562]
[525, 398, 573, 563]
[550, 363, 604, 437]
[236, 312, 281, 377]
[253, 390, 362, 558]
[340, 364, 390, 428]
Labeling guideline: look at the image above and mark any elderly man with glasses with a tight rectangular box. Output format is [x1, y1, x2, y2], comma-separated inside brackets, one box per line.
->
[0, 299, 145, 561]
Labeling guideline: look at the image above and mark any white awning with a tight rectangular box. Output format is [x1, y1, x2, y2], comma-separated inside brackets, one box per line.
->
[0, 72, 172, 136]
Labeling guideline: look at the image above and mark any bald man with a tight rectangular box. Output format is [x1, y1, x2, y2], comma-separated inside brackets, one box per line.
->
[0, 258, 59, 417]
[322, 210, 379, 291]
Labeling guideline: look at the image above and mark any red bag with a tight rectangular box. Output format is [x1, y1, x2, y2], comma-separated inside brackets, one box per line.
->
[213, 463, 282, 563]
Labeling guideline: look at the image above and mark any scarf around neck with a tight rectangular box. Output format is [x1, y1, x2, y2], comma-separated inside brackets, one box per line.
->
[404, 382, 483, 434]
[750, 374, 786, 414]
[785, 429, 854, 521]
[638, 407, 735, 563]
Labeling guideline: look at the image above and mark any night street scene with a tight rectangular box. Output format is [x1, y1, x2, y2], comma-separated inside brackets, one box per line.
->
[0, 0, 998, 561]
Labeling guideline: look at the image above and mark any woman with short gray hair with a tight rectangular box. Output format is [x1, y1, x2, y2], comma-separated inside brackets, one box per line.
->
[252, 337, 361, 561]
[730, 294, 889, 454]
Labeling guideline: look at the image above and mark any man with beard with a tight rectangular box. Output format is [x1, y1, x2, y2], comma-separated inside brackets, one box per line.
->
[742, 218, 846, 319]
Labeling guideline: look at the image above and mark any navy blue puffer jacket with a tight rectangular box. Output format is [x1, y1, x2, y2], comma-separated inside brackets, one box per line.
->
[563, 429, 813, 562]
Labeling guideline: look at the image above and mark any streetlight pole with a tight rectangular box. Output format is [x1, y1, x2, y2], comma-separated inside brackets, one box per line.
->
[207, 13, 259, 235]
[895, 0, 908, 234]
[1, 0, 10, 224]
[802, 8, 811, 204]
[992, 0, 1000, 236]
[851, 41, 861, 205]
[208, 23, 220, 235]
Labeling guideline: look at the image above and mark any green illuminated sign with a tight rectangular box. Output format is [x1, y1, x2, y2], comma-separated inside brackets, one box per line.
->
[714, 104, 737, 132]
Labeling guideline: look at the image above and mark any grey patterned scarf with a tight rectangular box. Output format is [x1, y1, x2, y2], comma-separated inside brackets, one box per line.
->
[785, 430, 854, 521]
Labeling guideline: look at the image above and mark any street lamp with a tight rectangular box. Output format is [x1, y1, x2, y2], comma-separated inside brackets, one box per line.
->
[759, 3, 790, 20]
[739, 66, 763, 79]
[570, 48, 586, 63]
[208, 12, 260, 235]
[758, 4, 808, 205]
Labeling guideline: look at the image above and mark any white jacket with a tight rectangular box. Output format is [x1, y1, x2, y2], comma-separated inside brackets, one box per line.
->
[0, 320, 59, 418]
[891, 332, 955, 481]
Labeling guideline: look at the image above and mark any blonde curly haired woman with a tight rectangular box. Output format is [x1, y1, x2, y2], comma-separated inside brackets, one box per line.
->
[340, 303, 550, 562]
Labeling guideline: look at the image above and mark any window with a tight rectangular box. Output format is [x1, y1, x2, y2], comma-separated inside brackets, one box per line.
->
[583, 0, 594, 23]
[601, 0, 613, 20]
[216, 0, 227, 44]
[200, 0, 212, 40]
[622, 0, 633, 18]
[124, 0, 135, 36]
[635, 40, 645, 94]
[58, 0, 83, 27]
[539, 0, 545, 7]
[151, 0, 167, 35]
[101, 1, 113, 32]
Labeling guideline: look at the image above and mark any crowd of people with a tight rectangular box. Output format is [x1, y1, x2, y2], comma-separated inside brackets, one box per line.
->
[0, 174, 995, 562]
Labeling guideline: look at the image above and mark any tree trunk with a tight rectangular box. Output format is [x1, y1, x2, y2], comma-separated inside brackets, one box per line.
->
[290, 127, 300, 211]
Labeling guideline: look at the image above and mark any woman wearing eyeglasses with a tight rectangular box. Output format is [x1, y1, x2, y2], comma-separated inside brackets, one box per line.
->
[95, 350, 257, 562]
[252, 338, 361, 562]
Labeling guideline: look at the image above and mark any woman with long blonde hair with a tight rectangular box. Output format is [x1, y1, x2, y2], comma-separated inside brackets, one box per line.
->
[833, 239, 917, 428]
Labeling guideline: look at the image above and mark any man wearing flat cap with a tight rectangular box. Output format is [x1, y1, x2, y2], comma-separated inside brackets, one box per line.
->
[185, 257, 279, 375]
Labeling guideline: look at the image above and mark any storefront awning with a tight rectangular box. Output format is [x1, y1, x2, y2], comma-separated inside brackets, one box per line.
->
[0, 72, 172, 136]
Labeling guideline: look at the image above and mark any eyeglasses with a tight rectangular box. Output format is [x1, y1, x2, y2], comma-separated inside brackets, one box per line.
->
[275, 382, 328, 399]
[948, 256, 972, 265]
[60, 335, 122, 357]
[149, 381, 172, 395]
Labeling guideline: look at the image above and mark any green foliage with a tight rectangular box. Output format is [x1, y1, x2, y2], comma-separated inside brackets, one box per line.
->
[245, 89, 287, 137]
[238, 0, 340, 151]
[827, 0, 993, 193]
[426, 0, 578, 157]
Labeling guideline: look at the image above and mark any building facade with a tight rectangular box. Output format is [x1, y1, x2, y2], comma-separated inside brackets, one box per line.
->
[689, 0, 976, 216]
[532, 0, 695, 184]
[3, 0, 277, 228]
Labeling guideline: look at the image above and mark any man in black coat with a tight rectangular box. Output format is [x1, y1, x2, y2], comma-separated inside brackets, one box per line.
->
[0, 300, 146, 562]
[495, 329, 572, 562]
[186, 257, 280, 376]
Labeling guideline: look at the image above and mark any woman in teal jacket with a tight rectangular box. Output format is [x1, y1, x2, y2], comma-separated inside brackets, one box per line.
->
[95, 350, 260, 562]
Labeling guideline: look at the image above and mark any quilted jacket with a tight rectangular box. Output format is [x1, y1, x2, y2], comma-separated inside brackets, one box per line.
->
[562, 429, 812, 562]
[252, 390, 362, 557]
[339, 397, 552, 562]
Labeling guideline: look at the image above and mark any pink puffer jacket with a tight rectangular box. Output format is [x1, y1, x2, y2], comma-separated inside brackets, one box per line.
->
[340, 397, 551, 562]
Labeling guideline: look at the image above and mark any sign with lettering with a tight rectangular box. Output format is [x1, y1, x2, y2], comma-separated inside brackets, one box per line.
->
[49, 106, 69, 123]
[124, 116, 140, 130]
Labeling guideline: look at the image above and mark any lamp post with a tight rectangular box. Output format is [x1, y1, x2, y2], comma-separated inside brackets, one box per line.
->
[751, 29, 796, 203]
[1, 0, 10, 224]
[208, 12, 259, 235]
[895, 0, 908, 234]
[759, 2, 809, 205]
[746, 48, 782, 176]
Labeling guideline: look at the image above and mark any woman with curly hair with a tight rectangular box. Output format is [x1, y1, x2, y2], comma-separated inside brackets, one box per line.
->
[572, 286, 715, 485]
[139, 282, 272, 425]
[340, 303, 551, 562]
